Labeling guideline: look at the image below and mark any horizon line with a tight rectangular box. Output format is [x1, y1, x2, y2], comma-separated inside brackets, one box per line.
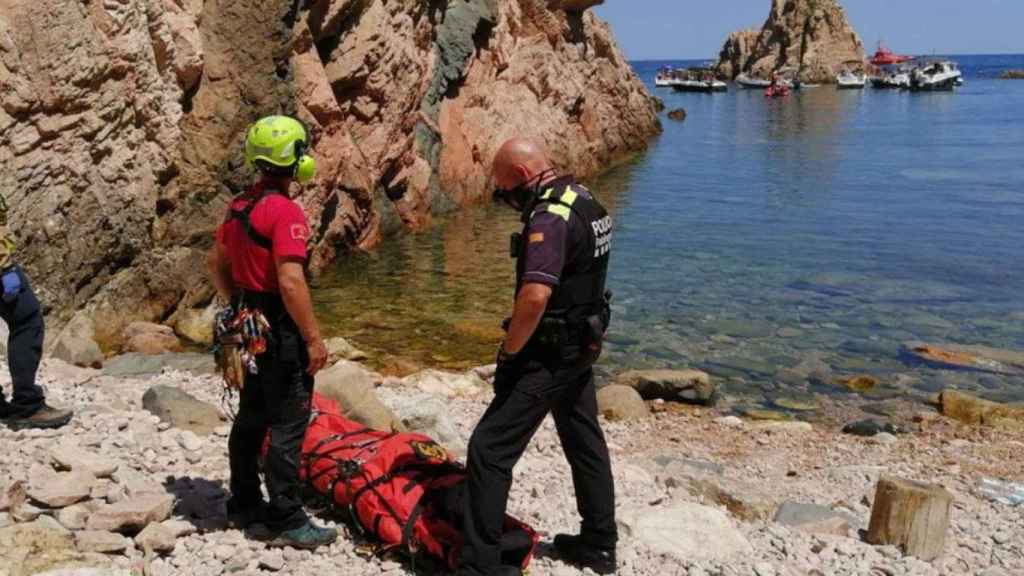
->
[632, 51, 1024, 62]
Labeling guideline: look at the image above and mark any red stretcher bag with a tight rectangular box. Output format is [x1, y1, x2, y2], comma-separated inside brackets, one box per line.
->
[297, 393, 539, 570]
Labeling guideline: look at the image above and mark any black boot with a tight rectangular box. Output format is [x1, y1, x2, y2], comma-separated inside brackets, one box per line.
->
[553, 534, 616, 575]
[456, 567, 521, 576]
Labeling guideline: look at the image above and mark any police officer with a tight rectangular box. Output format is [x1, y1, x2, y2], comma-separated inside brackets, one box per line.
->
[207, 115, 336, 549]
[459, 138, 617, 576]
[0, 194, 73, 430]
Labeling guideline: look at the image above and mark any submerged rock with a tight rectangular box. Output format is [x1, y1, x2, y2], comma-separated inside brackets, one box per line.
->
[842, 419, 901, 437]
[903, 342, 1024, 376]
[839, 375, 878, 393]
[667, 108, 687, 122]
[939, 390, 1024, 431]
[615, 369, 716, 405]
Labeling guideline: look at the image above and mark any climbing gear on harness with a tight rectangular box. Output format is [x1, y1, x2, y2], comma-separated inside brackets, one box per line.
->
[213, 304, 271, 391]
[245, 116, 317, 183]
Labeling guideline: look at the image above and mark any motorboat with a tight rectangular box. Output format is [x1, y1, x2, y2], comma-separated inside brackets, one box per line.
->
[910, 60, 962, 92]
[737, 73, 793, 89]
[870, 68, 911, 89]
[654, 67, 678, 87]
[870, 43, 915, 67]
[836, 70, 867, 89]
[671, 68, 728, 93]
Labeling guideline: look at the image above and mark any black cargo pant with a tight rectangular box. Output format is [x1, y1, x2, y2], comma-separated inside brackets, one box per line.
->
[460, 352, 617, 575]
[0, 267, 45, 418]
[228, 310, 313, 532]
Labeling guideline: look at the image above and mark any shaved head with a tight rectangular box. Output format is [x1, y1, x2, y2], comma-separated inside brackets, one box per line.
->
[492, 137, 554, 190]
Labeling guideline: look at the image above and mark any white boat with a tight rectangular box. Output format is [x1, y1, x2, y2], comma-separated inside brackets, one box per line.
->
[736, 73, 792, 89]
[836, 70, 867, 89]
[672, 78, 729, 93]
[870, 70, 911, 89]
[670, 68, 728, 93]
[910, 60, 962, 91]
[654, 69, 677, 87]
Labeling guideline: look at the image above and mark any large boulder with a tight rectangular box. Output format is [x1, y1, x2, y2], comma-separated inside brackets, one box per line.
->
[122, 322, 182, 355]
[49, 313, 104, 369]
[939, 390, 1024, 431]
[315, 361, 401, 432]
[142, 385, 223, 436]
[173, 303, 218, 346]
[618, 503, 753, 563]
[615, 369, 716, 405]
[596, 385, 649, 421]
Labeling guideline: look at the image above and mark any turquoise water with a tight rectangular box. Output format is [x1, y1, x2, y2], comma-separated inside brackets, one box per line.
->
[315, 55, 1024, 406]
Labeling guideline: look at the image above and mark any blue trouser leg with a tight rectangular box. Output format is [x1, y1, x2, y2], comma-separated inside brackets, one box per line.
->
[0, 267, 45, 417]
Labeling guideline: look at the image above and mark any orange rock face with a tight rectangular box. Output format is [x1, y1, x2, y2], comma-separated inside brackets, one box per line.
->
[715, 0, 865, 84]
[0, 0, 659, 343]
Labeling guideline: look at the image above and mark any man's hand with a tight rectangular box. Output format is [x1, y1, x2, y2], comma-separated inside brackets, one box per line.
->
[306, 336, 328, 376]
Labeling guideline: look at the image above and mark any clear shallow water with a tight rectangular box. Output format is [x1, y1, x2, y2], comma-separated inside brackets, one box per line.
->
[315, 55, 1024, 407]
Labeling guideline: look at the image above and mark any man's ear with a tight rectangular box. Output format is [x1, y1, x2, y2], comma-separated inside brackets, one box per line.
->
[513, 164, 532, 183]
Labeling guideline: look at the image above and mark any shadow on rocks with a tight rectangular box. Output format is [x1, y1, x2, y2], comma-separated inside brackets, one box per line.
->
[162, 475, 231, 532]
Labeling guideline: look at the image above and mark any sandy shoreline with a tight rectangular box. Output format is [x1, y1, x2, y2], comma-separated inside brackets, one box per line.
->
[0, 355, 1021, 576]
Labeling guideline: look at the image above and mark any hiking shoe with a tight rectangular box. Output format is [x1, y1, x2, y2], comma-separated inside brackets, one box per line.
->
[226, 498, 269, 530]
[266, 521, 338, 550]
[553, 534, 616, 575]
[3, 404, 73, 430]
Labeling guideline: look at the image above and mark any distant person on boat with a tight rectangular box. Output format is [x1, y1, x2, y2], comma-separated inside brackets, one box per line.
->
[459, 138, 617, 576]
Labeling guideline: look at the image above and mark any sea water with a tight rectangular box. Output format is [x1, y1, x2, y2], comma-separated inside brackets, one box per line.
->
[314, 55, 1024, 408]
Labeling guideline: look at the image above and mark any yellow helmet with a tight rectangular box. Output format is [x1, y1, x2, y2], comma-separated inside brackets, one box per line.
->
[244, 115, 316, 183]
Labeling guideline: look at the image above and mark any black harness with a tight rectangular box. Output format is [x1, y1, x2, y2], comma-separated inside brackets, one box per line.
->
[228, 188, 282, 251]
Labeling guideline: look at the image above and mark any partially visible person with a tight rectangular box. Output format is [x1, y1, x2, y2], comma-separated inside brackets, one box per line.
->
[208, 115, 335, 550]
[0, 194, 72, 430]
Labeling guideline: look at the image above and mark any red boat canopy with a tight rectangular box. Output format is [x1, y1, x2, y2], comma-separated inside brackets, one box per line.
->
[871, 43, 915, 66]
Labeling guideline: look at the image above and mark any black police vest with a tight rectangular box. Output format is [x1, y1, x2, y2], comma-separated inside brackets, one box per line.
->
[515, 182, 612, 324]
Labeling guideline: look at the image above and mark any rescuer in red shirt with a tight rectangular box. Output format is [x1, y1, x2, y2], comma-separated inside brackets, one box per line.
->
[207, 116, 335, 550]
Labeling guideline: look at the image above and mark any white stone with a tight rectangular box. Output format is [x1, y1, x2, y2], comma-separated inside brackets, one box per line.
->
[715, 415, 744, 428]
[28, 471, 96, 508]
[177, 430, 203, 451]
[259, 549, 285, 571]
[50, 444, 119, 478]
[618, 503, 752, 563]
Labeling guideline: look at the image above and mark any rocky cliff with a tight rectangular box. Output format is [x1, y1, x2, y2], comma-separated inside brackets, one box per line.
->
[715, 0, 865, 83]
[0, 0, 659, 352]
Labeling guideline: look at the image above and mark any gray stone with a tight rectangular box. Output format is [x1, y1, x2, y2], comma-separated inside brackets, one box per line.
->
[259, 549, 285, 571]
[75, 530, 131, 553]
[616, 369, 716, 405]
[142, 385, 222, 436]
[754, 421, 813, 434]
[387, 393, 464, 455]
[773, 502, 852, 536]
[177, 430, 203, 451]
[28, 471, 96, 508]
[57, 502, 98, 530]
[50, 445, 119, 478]
[86, 494, 175, 533]
[618, 503, 752, 562]
[135, 522, 176, 553]
[104, 353, 216, 378]
[316, 361, 400, 432]
[596, 385, 649, 421]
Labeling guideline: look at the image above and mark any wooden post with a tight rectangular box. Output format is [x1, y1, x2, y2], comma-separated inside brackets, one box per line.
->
[866, 475, 953, 561]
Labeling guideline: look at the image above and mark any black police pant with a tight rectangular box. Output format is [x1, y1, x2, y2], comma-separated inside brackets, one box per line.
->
[228, 321, 313, 532]
[0, 267, 45, 418]
[460, 356, 617, 574]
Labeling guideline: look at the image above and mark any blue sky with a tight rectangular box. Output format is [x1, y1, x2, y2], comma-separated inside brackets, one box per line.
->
[593, 0, 1022, 60]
